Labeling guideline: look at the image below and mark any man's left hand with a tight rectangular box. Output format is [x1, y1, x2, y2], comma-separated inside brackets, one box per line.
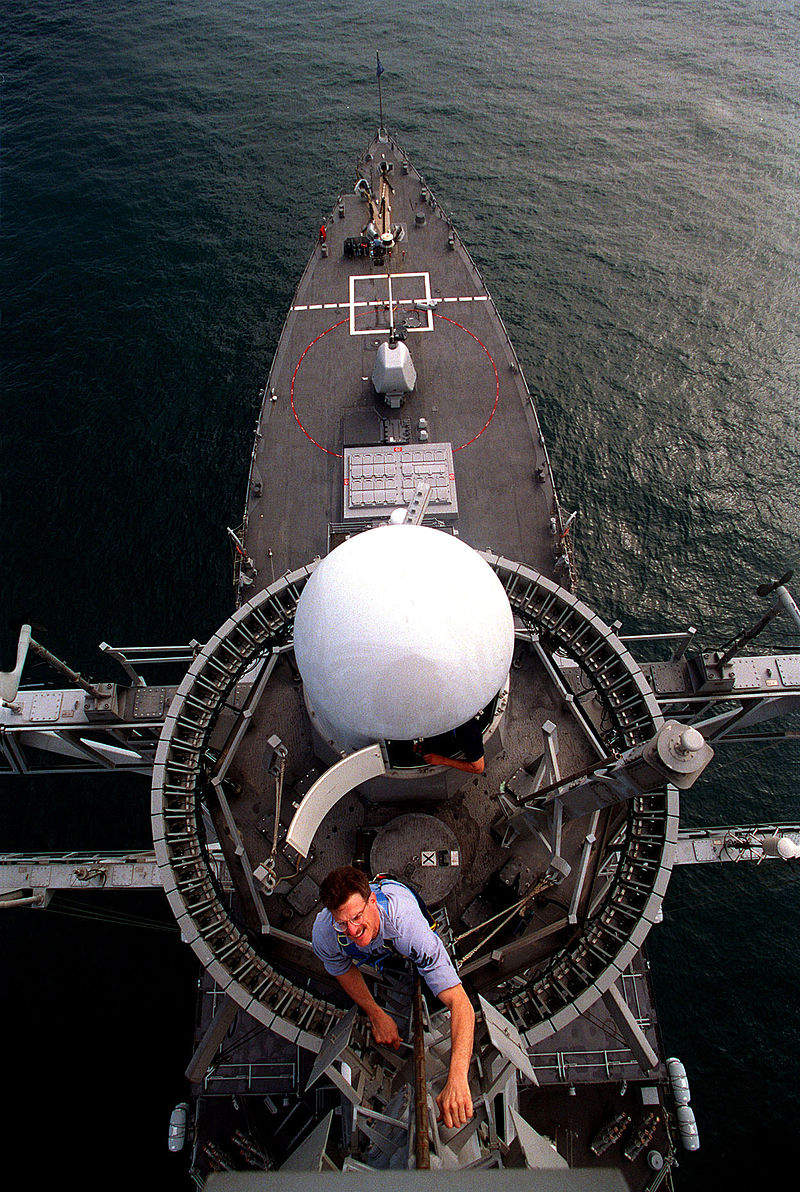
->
[436, 1072, 473, 1129]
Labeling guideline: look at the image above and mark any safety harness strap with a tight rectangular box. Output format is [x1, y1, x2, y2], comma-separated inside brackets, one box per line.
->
[334, 877, 436, 969]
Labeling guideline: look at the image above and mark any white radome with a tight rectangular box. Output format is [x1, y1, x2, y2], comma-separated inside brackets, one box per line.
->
[293, 524, 515, 749]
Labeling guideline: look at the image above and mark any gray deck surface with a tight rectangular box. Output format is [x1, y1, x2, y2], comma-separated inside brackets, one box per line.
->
[243, 134, 561, 585]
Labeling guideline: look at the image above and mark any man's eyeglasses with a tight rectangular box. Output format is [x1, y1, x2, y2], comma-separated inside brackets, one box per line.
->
[333, 899, 369, 930]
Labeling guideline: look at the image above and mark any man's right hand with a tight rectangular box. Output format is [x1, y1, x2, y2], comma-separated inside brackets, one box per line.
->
[368, 1007, 401, 1049]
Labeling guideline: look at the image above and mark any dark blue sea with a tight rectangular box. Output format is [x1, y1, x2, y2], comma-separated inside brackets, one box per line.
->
[2, 1, 798, 1187]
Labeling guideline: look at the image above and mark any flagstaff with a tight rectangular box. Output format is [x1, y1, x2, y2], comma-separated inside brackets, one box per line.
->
[376, 52, 385, 131]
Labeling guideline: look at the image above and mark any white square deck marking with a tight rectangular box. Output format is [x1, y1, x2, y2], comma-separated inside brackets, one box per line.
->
[348, 271, 434, 336]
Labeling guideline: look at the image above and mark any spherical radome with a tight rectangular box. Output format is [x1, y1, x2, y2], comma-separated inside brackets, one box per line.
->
[293, 524, 515, 748]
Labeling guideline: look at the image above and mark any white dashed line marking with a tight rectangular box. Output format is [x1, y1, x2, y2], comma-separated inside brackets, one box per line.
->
[291, 294, 487, 313]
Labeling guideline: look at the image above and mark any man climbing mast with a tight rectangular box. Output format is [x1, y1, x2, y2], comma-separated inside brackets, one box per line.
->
[312, 865, 475, 1128]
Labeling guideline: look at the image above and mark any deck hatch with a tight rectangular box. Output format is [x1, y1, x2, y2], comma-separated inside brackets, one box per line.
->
[343, 442, 457, 518]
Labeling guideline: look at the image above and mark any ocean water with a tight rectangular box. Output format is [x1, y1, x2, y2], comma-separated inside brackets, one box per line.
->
[2, 1, 798, 1186]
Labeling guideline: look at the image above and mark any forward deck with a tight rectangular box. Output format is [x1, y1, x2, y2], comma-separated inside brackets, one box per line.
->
[241, 132, 566, 587]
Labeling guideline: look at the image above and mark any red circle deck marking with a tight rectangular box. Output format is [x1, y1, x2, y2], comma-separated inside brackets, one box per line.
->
[290, 310, 499, 456]
[432, 313, 500, 451]
[290, 319, 348, 457]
